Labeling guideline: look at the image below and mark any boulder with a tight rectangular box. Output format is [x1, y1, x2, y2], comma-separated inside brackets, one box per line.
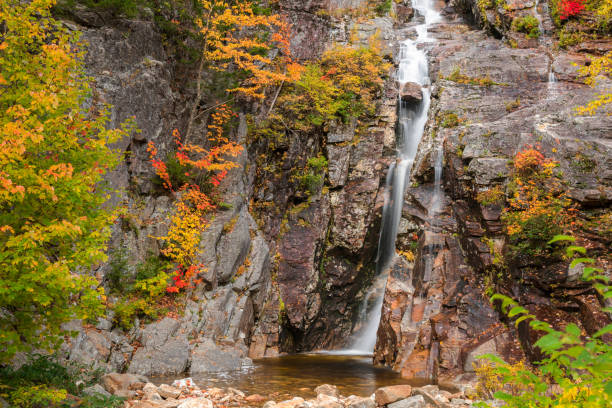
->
[101, 373, 149, 398]
[189, 339, 248, 374]
[400, 82, 423, 103]
[82, 384, 111, 398]
[158, 384, 182, 399]
[177, 398, 213, 408]
[316, 394, 343, 408]
[275, 397, 306, 408]
[315, 384, 339, 398]
[387, 395, 426, 408]
[374, 385, 413, 406]
[246, 394, 268, 403]
[346, 396, 376, 408]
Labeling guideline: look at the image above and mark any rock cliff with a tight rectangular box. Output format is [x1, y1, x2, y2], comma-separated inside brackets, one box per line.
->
[375, 0, 611, 384]
[57, 0, 610, 381]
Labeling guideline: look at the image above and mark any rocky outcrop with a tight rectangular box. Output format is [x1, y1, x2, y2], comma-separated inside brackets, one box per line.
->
[59, 0, 405, 374]
[376, 2, 610, 383]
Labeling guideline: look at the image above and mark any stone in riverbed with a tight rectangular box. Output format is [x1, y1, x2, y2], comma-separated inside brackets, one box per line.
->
[246, 394, 268, 403]
[177, 397, 213, 408]
[374, 385, 413, 406]
[275, 397, 306, 408]
[346, 395, 376, 408]
[263, 401, 277, 408]
[158, 384, 182, 399]
[315, 384, 339, 398]
[387, 395, 426, 408]
[316, 394, 343, 408]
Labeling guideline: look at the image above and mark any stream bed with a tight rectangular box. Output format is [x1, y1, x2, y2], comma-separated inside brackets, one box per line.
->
[153, 354, 419, 400]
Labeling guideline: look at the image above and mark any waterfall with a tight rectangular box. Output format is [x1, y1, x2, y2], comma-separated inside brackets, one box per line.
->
[346, 0, 441, 355]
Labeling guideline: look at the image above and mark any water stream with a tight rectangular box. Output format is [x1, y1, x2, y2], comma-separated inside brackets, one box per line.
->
[347, 0, 441, 354]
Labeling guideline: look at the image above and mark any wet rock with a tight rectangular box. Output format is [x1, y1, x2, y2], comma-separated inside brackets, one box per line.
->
[387, 395, 426, 408]
[176, 397, 213, 408]
[315, 384, 339, 398]
[101, 373, 149, 398]
[263, 401, 277, 408]
[395, 4, 415, 25]
[374, 385, 413, 406]
[400, 82, 423, 103]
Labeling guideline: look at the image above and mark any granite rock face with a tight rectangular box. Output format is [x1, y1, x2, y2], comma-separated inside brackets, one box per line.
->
[375, 4, 611, 382]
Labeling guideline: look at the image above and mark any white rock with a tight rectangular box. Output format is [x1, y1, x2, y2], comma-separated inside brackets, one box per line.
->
[177, 397, 214, 408]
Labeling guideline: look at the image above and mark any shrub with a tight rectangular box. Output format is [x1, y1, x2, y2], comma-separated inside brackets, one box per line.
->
[559, 0, 586, 20]
[374, 0, 393, 16]
[439, 111, 462, 128]
[477, 185, 505, 206]
[511, 15, 541, 38]
[475, 237, 612, 408]
[446, 67, 501, 86]
[8, 385, 67, 408]
[54, 0, 148, 17]
[112, 298, 159, 330]
[502, 148, 575, 257]
[0, 354, 116, 407]
[300, 155, 328, 195]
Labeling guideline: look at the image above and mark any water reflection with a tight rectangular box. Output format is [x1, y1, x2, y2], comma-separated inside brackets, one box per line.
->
[153, 354, 412, 400]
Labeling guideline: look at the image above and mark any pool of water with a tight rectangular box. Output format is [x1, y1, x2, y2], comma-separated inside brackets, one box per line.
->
[154, 354, 419, 400]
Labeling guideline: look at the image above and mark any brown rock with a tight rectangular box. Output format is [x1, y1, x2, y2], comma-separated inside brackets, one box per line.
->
[246, 394, 267, 403]
[374, 385, 413, 406]
[275, 397, 305, 408]
[400, 82, 423, 103]
[315, 384, 339, 398]
[158, 384, 182, 400]
[101, 373, 149, 398]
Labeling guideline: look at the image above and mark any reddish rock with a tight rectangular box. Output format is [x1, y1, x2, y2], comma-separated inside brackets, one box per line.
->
[374, 385, 413, 406]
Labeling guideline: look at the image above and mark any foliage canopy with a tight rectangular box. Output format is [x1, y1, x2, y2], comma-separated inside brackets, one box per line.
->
[0, 0, 130, 361]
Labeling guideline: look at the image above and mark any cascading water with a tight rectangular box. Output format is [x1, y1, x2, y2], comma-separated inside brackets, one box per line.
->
[347, 0, 441, 355]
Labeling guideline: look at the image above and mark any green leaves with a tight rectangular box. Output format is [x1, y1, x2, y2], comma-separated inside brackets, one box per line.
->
[0, 0, 130, 361]
[480, 240, 612, 407]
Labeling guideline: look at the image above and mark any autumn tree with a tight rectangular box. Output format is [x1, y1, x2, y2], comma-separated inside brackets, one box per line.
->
[576, 52, 611, 116]
[0, 0, 130, 361]
[184, 0, 301, 141]
[148, 1, 300, 293]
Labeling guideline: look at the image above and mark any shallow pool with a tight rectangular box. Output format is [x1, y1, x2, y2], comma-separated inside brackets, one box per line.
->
[154, 353, 419, 400]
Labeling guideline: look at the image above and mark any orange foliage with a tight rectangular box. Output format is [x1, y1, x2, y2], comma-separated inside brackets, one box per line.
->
[502, 147, 576, 256]
[199, 0, 302, 100]
[148, 105, 243, 293]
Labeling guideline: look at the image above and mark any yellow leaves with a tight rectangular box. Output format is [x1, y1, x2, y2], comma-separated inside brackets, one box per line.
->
[45, 163, 74, 181]
[197, 0, 300, 100]
[576, 52, 612, 116]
